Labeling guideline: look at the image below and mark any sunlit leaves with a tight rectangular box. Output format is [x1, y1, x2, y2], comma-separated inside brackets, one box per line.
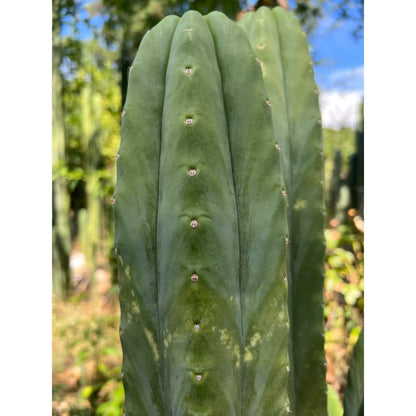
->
[324, 216, 363, 397]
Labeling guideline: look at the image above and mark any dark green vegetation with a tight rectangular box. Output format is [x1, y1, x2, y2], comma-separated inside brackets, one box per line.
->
[52, 1, 363, 415]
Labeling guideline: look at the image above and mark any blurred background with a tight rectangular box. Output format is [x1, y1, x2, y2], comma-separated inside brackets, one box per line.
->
[52, 1, 363, 414]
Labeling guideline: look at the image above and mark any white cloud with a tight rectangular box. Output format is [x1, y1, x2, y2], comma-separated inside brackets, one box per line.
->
[319, 89, 363, 130]
[326, 66, 364, 91]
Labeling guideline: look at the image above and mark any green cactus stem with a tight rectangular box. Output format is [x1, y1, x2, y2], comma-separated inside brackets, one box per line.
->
[52, 0, 72, 297]
[329, 150, 342, 220]
[239, 7, 327, 416]
[80, 79, 105, 272]
[115, 10, 289, 415]
[343, 329, 364, 416]
[347, 102, 364, 218]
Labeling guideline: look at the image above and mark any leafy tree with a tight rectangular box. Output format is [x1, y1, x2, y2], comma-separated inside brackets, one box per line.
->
[254, 0, 363, 36]
[84, 0, 362, 109]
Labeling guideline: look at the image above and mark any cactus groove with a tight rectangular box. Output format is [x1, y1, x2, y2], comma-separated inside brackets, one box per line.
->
[239, 7, 327, 416]
[115, 9, 291, 416]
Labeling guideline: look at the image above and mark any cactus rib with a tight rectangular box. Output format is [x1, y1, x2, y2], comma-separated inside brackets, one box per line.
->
[158, 11, 241, 414]
[206, 11, 289, 414]
[239, 7, 327, 416]
[115, 15, 179, 414]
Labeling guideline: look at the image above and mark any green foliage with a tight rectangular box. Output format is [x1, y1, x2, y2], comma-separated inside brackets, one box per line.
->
[96, 382, 125, 416]
[291, 0, 324, 34]
[52, 298, 123, 416]
[327, 384, 343, 416]
[324, 218, 363, 404]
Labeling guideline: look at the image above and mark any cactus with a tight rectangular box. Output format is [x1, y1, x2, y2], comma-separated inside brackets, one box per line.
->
[346, 102, 364, 219]
[114, 10, 290, 414]
[329, 150, 342, 219]
[238, 7, 327, 416]
[343, 329, 364, 416]
[80, 79, 105, 270]
[115, 7, 327, 415]
[52, 0, 72, 297]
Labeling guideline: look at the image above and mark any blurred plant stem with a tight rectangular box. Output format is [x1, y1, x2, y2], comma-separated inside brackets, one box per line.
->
[53, 0, 72, 297]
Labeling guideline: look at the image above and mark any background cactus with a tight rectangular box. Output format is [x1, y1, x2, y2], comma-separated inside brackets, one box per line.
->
[238, 7, 327, 416]
[343, 329, 364, 416]
[346, 103, 364, 219]
[324, 102, 364, 225]
[329, 150, 342, 220]
[53, 0, 72, 297]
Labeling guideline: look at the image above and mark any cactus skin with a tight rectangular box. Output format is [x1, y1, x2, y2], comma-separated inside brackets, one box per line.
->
[347, 102, 364, 219]
[329, 150, 342, 220]
[52, 0, 71, 297]
[158, 12, 242, 414]
[239, 7, 327, 416]
[115, 15, 179, 415]
[115, 10, 289, 415]
[343, 329, 364, 416]
[205, 12, 289, 414]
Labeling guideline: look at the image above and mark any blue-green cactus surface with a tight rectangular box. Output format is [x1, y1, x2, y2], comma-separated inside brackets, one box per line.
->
[238, 7, 327, 416]
[115, 7, 325, 415]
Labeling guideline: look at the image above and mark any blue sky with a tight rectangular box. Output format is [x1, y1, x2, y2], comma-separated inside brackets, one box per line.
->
[310, 13, 363, 92]
[242, 0, 364, 93]
[307, 9, 364, 129]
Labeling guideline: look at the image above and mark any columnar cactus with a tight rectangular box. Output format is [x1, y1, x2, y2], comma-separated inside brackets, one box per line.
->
[239, 8, 327, 416]
[343, 329, 364, 416]
[329, 150, 342, 219]
[115, 6, 325, 415]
